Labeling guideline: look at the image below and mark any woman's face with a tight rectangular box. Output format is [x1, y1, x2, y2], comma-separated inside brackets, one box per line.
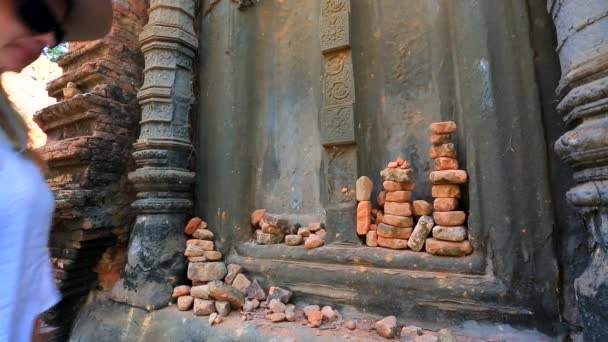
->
[0, 0, 67, 72]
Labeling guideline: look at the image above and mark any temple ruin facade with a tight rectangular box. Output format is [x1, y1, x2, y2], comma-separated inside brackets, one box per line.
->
[32, 0, 608, 340]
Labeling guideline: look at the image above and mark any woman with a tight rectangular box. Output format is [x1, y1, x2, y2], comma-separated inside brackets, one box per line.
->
[0, 0, 112, 340]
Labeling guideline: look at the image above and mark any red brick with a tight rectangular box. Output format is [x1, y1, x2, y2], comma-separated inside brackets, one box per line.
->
[396, 157, 405, 166]
[412, 200, 433, 216]
[382, 214, 414, 228]
[185, 217, 202, 235]
[251, 209, 266, 226]
[375, 211, 384, 224]
[356, 201, 372, 235]
[429, 121, 457, 134]
[383, 181, 401, 192]
[434, 157, 458, 171]
[430, 133, 450, 146]
[429, 170, 468, 184]
[377, 223, 413, 239]
[425, 238, 473, 256]
[172, 285, 191, 298]
[377, 191, 386, 206]
[432, 185, 461, 198]
[371, 208, 378, 217]
[434, 198, 458, 212]
[388, 161, 398, 168]
[385, 191, 412, 203]
[384, 202, 412, 216]
[369, 224, 377, 231]
[377, 236, 409, 250]
[429, 143, 456, 159]
[433, 211, 466, 226]
[400, 182, 415, 191]
[366, 231, 378, 247]
[187, 239, 214, 250]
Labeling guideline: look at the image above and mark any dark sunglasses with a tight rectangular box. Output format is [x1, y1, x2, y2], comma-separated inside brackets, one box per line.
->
[16, 0, 73, 45]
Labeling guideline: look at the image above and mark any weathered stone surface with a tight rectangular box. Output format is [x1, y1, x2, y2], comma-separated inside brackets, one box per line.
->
[321, 306, 336, 321]
[366, 231, 378, 247]
[383, 202, 413, 218]
[191, 284, 210, 299]
[307, 310, 323, 327]
[256, 230, 284, 244]
[432, 226, 467, 242]
[177, 296, 194, 311]
[377, 223, 412, 239]
[269, 299, 286, 313]
[305, 234, 325, 249]
[270, 313, 286, 323]
[185, 217, 202, 235]
[429, 170, 468, 184]
[377, 190, 386, 206]
[431, 185, 461, 198]
[297, 227, 311, 237]
[388, 161, 398, 168]
[184, 245, 206, 257]
[208, 280, 246, 308]
[356, 176, 373, 201]
[246, 279, 266, 301]
[430, 133, 450, 146]
[425, 238, 473, 256]
[242, 301, 254, 312]
[268, 286, 293, 304]
[262, 213, 288, 229]
[304, 305, 320, 317]
[375, 315, 397, 339]
[209, 312, 218, 325]
[430, 121, 457, 134]
[413, 200, 433, 216]
[251, 209, 266, 226]
[385, 191, 412, 203]
[192, 228, 214, 240]
[187, 239, 214, 251]
[316, 229, 327, 241]
[251, 299, 260, 309]
[377, 236, 408, 249]
[204, 250, 223, 261]
[224, 264, 242, 285]
[193, 299, 216, 316]
[308, 222, 325, 232]
[285, 304, 296, 322]
[188, 262, 227, 282]
[408, 215, 434, 251]
[188, 256, 207, 262]
[434, 198, 458, 212]
[261, 222, 283, 235]
[215, 301, 231, 317]
[285, 234, 304, 246]
[415, 334, 439, 342]
[402, 325, 423, 336]
[433, 211, 466, 226]
[346, 320, 356, 330]
[172, 285, 191, 298]
[382, 214, 414, 228]
[381, 168, 414, 182]
[357, 201, 371, 235]
[434, 157, 459, 171]
[232, 274, 251, 293]
[429, 143, 456, 159]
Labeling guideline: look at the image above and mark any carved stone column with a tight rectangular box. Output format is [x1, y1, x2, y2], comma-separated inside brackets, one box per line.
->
[111, 0, 198, 310]
[319, 0, 360, 244]
[549, 0, 608, 339]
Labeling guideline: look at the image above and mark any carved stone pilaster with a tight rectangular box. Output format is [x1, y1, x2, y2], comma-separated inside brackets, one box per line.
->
[111, 0, 198, 310]
[319, 0, 359, 244]
[549, 0, 608, 339]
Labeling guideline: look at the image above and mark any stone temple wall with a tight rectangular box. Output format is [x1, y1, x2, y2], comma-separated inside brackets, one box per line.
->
[33, 1, 147, 340]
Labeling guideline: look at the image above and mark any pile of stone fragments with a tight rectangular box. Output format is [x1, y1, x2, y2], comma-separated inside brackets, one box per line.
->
[250, 209, 327, 249]
[356, 121, 473, 257]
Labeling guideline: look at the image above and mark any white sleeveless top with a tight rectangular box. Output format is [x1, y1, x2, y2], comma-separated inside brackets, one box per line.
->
[0, 129, 60, 341]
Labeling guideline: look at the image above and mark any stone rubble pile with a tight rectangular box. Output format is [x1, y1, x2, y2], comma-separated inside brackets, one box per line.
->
[354, 121, 474, 257]
[375, 315, 459, 341]
[426, 121, 473, 257]
[251, 209, 326, 249]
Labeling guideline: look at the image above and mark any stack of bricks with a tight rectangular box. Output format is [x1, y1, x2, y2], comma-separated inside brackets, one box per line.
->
[33, 1, 147, 339]
[252, 211, 286, 245]
[356, 176, 375, 245]
[176, 218, 245, 322]
[425, 121, 473, 257]
[376, 158, 416, 250]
